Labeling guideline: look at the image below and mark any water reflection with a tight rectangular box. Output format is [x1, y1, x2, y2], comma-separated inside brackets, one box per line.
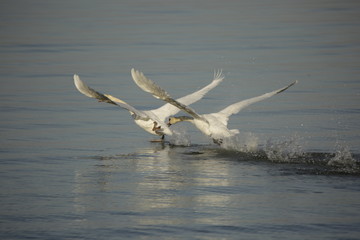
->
[71, 142, 360, 234]
[72, 144, 237, 227]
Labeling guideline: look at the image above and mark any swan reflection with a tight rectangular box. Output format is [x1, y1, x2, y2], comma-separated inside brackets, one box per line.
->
[72, 144, 236, 226]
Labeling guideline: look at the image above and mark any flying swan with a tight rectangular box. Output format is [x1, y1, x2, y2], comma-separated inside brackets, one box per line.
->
[131, 69, 297, 145]
[73, 69, 224, 141]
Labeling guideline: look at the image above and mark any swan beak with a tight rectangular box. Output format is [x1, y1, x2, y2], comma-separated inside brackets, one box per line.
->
[167, 123, 172, 127]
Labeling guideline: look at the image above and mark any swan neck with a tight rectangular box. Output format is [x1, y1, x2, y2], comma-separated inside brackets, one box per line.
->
[177, 116, 194, 122]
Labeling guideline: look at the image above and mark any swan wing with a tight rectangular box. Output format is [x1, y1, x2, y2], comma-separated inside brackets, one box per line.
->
[131, 68, 206, 122]
[214, 80, 298, 125]
[153, 70, 224, 120]
[74, 74, 114, 104]
[104, 94, 150, 120]
[74, 74, 150, 120]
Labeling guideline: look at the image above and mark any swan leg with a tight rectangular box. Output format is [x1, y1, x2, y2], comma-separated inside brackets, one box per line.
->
[149, 122, 166, 142]
[213, 138, 223, 145]
[152, 122, 164, 136]
[152, 121, 162, 131]
[150, 134, 165, 143]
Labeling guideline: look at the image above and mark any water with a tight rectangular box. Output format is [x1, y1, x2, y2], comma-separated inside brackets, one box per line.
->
[1, 0, 360, 239]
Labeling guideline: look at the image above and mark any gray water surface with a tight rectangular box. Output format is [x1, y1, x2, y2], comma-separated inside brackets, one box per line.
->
[1, 1, 360, 239]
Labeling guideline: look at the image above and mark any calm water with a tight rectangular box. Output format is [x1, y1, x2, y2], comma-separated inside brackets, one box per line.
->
[1, 1, 360, 239]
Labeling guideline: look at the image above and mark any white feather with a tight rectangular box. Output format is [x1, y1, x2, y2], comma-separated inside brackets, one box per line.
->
[132, 70, 298, 144]
[131, 68, 208, 122]
[73, 70, 223, 138]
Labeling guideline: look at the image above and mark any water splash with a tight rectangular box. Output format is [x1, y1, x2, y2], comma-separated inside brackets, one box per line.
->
[165, 127, 360, 175]
[328, 143, 356, 168]
[221, 132, 259, 152]
[264, 135, 305, 163]
[262, 139, 360, 175]
[169, 126, 191, 147]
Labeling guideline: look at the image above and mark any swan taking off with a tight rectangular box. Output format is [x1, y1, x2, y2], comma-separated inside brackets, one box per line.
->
[73, 69, 224, 141]
[131, 69, 297, 145]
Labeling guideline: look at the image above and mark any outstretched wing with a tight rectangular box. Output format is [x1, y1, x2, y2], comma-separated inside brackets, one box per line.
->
[103, 94, 150, 120]
[74, 74, 114, 104]
[131, 68, 206, 122]
[73, 74, 150, 120]
[152, 70, 224, 121]
[212, 80, 298, 126]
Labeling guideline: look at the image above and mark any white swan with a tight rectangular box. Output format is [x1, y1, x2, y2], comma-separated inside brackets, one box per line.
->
[131, 69, 297, 145]
[73, 69, 224, 141]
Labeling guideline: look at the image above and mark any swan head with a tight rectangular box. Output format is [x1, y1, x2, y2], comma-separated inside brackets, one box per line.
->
[168, 117, 181, 126]
[167, 116, 193, 126]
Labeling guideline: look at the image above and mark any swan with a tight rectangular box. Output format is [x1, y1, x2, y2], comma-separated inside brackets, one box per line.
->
[73, 69, 224, 141]
[131, 69, 297, 145]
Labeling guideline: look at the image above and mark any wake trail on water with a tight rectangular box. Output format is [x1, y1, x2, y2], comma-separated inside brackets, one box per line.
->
[87, 126, 359, 175]
[218, 132, 359, 175]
